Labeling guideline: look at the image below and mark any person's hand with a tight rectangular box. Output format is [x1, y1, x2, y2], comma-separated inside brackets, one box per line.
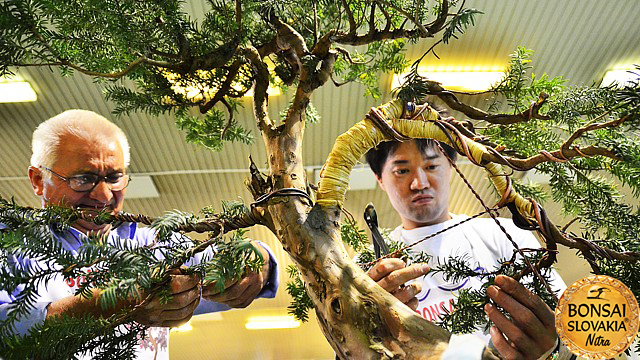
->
[132, 270, 201, 328]
[485, 275, 557, 360]
[367, 258, 430, 311]
[202, 242, 270, 308]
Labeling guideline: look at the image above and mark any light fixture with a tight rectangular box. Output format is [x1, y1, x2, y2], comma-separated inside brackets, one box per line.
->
[313, 164, 377, 191]
[600, 69, 638, 88]
[163, 67, 281, 103]
[392, 66, 505, 92]
[126, 175, 160, 199]
[242, 86, 281, 97]
[0, 81, 37, 103]
[170, 321, 193, 332]
[245, 315, 301, 330]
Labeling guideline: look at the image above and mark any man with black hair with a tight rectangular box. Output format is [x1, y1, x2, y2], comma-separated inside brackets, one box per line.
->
[364, 138, 577, 360]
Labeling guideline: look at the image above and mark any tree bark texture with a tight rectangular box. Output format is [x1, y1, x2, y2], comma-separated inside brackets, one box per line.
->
[252, 100, 454, 359]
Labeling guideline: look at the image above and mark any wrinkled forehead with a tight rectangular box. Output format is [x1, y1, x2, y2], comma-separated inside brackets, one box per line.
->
[53, 132, 125, 171]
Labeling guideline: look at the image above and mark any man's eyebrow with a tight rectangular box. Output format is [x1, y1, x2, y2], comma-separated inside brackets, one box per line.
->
[390, 160, 409, 165]
[423, 153, 441, 160]
[71, 169, 124, 176]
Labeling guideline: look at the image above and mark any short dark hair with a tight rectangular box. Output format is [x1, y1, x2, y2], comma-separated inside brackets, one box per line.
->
[365, 139, 457, 177]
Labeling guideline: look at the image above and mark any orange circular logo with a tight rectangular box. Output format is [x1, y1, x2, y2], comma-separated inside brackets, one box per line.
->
[555, 275, 639, 359]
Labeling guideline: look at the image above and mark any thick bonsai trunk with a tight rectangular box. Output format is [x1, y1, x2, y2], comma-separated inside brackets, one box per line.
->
[253, 98, 452, 359]
[269, 201, 451, 359]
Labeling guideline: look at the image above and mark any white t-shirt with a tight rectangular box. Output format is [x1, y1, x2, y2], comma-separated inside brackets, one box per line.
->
[391, 214, 634, 360]
[390, 214, 567, 338]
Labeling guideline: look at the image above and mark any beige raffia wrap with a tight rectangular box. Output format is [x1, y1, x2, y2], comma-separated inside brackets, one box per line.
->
[316, 99, 536, 226]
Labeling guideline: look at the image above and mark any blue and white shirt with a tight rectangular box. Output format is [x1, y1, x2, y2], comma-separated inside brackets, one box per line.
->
[0, 222, 279, 359]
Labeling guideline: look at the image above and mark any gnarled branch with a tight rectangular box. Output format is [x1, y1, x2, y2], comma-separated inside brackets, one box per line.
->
[561, 112, 632, 153]
[341, 0, 358, 35]
[485, 146, 620, 171]
[373, 0, 431, 37]
[431, 82, 551, 124]
[242, 46, 274, 134]
[425, 0, 450, 32]
[199, 57, 246, 114]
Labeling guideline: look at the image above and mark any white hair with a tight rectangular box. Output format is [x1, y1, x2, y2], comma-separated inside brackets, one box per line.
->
[31, 109, 131, 169]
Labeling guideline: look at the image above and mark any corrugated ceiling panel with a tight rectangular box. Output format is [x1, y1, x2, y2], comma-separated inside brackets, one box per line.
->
[0, 179, 38, 207]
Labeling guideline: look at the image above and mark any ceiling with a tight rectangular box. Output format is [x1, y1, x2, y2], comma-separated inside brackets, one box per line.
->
[1, 1, 639, 359]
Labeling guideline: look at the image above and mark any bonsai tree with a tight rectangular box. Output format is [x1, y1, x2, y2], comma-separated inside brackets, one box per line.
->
[0, 0, 638, 358]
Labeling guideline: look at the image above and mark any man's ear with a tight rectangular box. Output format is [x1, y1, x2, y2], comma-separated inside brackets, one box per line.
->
[28, 166, 44, 196]
[375, 175, 385, 191]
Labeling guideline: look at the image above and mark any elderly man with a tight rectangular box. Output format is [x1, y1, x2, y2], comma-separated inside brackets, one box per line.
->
[0, 109, 278, 359]
[364, 138, 582, 360]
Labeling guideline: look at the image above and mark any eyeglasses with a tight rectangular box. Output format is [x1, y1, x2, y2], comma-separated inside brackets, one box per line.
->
[41, 167, 130, 193]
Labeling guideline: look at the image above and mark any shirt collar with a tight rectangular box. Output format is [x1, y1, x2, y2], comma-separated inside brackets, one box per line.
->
[50, 222, 137, 249]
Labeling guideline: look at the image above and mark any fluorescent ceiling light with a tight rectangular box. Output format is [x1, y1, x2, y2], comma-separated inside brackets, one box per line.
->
[164, 69, 280, 103]
[0, 81, 37, 103]
[243, 85, 281, 97]
[170, 321, 193, 332]
[194, 312, 223, 321]
[126, 175, 160, 199]
[245, 315, 301, 330]
[313, 164, 377, 191]
[392, 67, 505, 92]
[601, 69, 638, 88]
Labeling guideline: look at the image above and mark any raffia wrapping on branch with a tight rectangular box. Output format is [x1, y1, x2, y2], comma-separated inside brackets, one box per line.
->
[316, 99, 536, 227]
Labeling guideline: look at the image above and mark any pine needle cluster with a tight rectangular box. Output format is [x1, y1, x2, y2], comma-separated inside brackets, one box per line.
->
[0, 196, 263, 359]
[433, 250, 559, 334]
[285, 265, 314, 323]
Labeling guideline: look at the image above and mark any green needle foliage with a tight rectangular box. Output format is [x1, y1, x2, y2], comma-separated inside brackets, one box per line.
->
[332, 39, 409, 99]
[0, 0, 470, 150]
[175, 104, 254, 151]
[432, 250, 558, 334]
[2, 315, 144, 360]
[0, 197, 263, 359]
[339, 216, 368, 253]
[285, 265, 314, 323]
[354, 229, 432, 272]
[192, 229, 265, 294]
